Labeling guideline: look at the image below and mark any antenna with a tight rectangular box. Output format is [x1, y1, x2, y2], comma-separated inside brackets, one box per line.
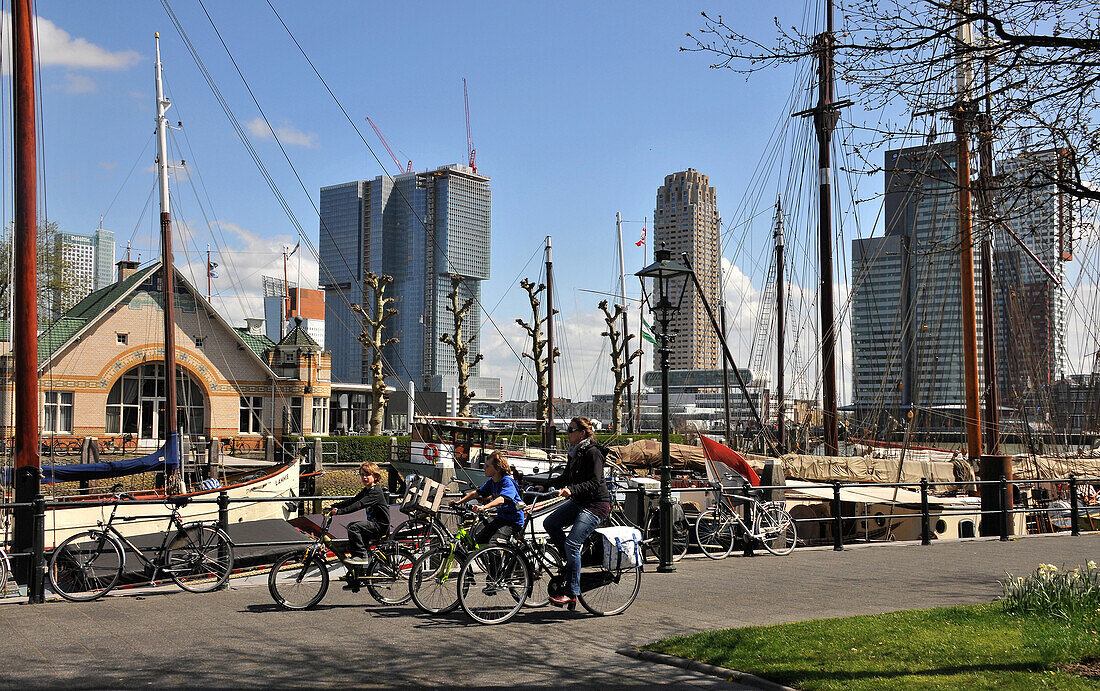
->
[463, 78, 476, 173]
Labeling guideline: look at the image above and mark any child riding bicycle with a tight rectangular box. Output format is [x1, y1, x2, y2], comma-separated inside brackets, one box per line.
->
[453, 451, 525, 543]
[325, 462, 390, 566]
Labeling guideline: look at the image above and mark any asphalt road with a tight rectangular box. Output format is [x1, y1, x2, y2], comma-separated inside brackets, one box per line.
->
[2, 533, 1098, 689]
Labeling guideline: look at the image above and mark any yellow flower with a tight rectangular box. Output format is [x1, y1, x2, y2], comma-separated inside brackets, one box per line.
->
[1088, 560, 1097, 570]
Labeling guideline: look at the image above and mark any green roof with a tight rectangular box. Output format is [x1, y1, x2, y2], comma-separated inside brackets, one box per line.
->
[234, 328, 276, 357]
[38, 264, 159, 364]
[278, 323, 320, 349]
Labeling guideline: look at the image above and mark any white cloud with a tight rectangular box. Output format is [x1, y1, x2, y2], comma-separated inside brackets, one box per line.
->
[246, 117, 318, 148]
[1, 12, 141, 74]
[175, 219, 319, 329]
[61, 72, 94, 94]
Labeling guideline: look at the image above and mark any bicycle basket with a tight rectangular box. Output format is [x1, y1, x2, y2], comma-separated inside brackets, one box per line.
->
[399, 475, 447, 516]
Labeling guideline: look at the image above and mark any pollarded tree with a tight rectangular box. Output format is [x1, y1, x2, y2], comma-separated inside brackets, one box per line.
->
[598, 300, 642, 434]
[352, 272, 398, 436]
[440, 274, 483, 419]
[516, 278, 559, 430]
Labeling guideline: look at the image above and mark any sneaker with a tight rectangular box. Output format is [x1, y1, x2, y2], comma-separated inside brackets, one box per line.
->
[345, 555, 370, 566]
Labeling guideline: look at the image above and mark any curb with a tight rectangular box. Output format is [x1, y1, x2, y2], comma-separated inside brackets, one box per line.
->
[617, 647, 795, 691]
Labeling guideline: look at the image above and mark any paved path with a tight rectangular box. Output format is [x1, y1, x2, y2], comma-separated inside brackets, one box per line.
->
[2, 533, 1098, 689]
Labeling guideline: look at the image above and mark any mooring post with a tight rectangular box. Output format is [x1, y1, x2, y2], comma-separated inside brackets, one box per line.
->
[832, 481, 843, 551]
[999, 476, 1010, 541]
[1069, 475, 1080, 537]
[920, 478, 931, 546]
[29, 494, 45, 603]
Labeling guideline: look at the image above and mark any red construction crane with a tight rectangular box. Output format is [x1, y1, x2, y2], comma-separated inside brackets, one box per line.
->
[365, 115, 411, 175]
[463, 78, 476, 174]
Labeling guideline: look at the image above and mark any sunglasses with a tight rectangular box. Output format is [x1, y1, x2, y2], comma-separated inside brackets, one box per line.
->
[566, 426, 580, 433]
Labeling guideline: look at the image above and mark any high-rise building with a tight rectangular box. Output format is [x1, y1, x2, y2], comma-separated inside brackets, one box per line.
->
[92, 228, 115, 290]
[993, 148, 1072, 406]
[652, 169, 722, 370]
[851, 143, 985, 426]
[53, 227, 116, 316]
[318, 164, 498, 400]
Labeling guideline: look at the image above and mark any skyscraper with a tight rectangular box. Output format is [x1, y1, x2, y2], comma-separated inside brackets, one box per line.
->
[54, 228, 116, 315]
[318, 164, 494, 396]
[993, 148, 1071, 406]
[652, 169, 721, 370]
[851, 143, 985, 426]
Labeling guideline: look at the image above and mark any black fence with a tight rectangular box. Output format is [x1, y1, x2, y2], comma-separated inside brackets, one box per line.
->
[2, 472, 1097, 604]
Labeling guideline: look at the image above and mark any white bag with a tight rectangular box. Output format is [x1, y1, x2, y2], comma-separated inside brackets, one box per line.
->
[595, 526, 643, 571]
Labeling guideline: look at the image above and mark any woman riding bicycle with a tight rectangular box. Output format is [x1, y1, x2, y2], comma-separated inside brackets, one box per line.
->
[454, 451, 525, 543]
[544, 416, 611, 608]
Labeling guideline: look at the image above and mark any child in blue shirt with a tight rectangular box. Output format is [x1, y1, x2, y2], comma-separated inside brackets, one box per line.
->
[455, 451, 525, 544]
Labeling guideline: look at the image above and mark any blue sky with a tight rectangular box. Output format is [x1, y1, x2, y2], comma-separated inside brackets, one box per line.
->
[12, 2, 1097, 402]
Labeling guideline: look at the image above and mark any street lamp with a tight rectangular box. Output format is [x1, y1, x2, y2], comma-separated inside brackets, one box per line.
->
[636, 244, 693, 573]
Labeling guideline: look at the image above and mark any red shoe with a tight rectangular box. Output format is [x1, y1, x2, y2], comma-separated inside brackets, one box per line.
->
[549, 594, 577, 609]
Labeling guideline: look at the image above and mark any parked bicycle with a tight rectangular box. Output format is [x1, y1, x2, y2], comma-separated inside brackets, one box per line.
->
[695, 482, 798, 559]
[267, 512, 415, 610]
[48, 490, 235, 602]
[606, 476, 690, 562]
[455, 490, 640, 624]
[0, 510, 11, 597]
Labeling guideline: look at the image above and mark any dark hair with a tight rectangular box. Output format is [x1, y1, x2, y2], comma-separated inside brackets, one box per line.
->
[568, 417, 595, 440]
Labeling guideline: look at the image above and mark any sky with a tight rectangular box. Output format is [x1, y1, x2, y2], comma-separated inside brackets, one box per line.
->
[7, 1, 1098, 404]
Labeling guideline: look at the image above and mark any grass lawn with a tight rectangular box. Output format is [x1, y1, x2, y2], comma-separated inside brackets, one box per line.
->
[644, 603, 1100, 690]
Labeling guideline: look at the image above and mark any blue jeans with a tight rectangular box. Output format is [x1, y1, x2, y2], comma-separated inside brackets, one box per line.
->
[544, 501, 602, 597]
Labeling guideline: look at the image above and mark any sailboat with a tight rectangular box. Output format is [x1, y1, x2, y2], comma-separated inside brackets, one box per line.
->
[4, 32, 300, 553]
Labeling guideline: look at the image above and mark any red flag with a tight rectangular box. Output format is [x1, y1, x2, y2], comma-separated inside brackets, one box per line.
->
[700, 434, 760, 486]
[635, 224, 646, 247]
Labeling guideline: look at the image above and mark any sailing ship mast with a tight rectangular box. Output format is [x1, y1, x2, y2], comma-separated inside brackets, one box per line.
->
[155, 33, 179, 457]
[544, 236, 555, 446]
[775, 197, 786, 453]
[12, 0, 41, 595]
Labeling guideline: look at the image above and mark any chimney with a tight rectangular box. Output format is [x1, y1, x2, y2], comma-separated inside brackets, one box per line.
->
[245, 318, 265, 335]
[116, 259, 141, 283]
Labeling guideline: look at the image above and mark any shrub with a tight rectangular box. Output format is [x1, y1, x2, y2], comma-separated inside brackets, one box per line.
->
[1000, 561, 1100, 620]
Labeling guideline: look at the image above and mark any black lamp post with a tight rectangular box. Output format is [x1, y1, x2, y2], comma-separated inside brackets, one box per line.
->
[636, 244, 693, 573]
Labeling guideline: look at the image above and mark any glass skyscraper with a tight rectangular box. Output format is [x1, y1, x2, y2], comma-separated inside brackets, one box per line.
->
[318, 164, 491, 391]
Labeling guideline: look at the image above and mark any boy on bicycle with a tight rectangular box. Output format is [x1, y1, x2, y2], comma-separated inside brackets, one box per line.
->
[325, 462, 390, 565]
[454, 451, 525, 543]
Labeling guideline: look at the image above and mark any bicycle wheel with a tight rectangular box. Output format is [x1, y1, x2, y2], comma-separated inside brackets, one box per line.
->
[458, 544, 530, 624]
[268, 550, 329, 610]
[49, 531, 124, 602]
[695, 508, 736, 560]
[577, 556, 641, 616]
[758, 505, 798, 556]
[645, 508, 689, 562]
[365, 546, 415, 605]
[0, 550, 8, 597]
[525, 542, 561, 608]
[409, 545, 464, 614]
[166, 525, 235, 593]
[392, 517, 448, 554]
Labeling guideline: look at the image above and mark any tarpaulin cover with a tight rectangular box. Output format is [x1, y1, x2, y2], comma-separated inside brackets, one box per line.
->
[2, 433, 179, 485]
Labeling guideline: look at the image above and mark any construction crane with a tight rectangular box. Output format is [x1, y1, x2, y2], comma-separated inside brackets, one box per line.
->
[364, 115, 411, 175]
[463, 78, 476, 173]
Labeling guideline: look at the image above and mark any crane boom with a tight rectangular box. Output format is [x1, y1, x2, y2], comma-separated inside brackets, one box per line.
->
[463, 78, 476, 173]
[365, 115, 406, 176]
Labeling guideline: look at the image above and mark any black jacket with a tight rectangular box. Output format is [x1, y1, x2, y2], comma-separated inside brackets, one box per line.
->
[550, 439, 611, 509]
[333, 484, 390, 533]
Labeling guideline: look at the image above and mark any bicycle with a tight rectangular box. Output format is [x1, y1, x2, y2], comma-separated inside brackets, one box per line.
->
[457, 491, 639, 624]
[267, 512, 415, 610]
[48, 491, 235, 602]
[391, 477, 473, 554]
[694, 482, 798, 559]
[0, 510, 11, 597]
[410, 501, 561, 618]
[606, 477, 689, 562]
[101, 434, 137, 454]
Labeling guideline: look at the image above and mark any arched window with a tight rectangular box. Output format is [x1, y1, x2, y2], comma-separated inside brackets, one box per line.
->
[105, 363, 206, 439]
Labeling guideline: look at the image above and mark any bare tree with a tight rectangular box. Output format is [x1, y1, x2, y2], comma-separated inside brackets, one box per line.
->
[684, 1, 1100, 204]
[516, 278, 559, 430]
[440, 274, 483, 418]
[352, 272, 398, 436]
[598, 299, 642, 434]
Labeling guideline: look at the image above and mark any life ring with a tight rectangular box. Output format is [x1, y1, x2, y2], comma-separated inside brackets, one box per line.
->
[422, 444, 439, 462]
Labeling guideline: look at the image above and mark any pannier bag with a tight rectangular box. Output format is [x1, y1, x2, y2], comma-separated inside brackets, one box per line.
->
[400, 475, 447, 516]
[595, 526, 643, 571]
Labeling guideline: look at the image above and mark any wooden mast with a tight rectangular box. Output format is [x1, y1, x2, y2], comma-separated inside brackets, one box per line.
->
[775, 197, 786, 453]
[155, 34, 178, 452]
[12, 0, 41, 593]
[544, 236, 556, 446]
[952, 3, 983, 462]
